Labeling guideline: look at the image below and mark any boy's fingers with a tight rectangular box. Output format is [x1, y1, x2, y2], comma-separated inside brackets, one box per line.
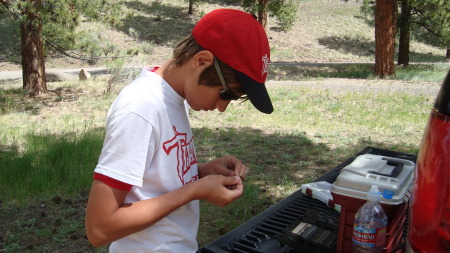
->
[234, 177, 244, 192]
[223, 176, 241, 186]
[239, 167, 249, 181]
[224, 176, 244, 190]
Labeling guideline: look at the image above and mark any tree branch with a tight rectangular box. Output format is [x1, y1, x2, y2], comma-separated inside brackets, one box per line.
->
[44, 37, 133, 61]
[0, 0, 19, 17]
[409, 20, 442, 37]
[3, 0, 134, 63]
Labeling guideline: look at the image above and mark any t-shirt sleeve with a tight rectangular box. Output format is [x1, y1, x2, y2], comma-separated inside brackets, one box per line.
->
[93, 172, 133, 191]
[94, 111, 156, 187]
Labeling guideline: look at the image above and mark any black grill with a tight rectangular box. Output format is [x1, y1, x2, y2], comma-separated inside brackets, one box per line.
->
[199, 147, 417, 253]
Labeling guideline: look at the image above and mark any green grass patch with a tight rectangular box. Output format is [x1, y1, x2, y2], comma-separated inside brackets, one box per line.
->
[0, 88, 37, 115]
[269, 63, 448, 81]
[0, 129, 104, 203]
[395, 63, 449, 82]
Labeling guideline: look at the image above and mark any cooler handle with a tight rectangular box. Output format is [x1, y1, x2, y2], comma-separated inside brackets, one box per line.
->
[368, 158, 403, 178]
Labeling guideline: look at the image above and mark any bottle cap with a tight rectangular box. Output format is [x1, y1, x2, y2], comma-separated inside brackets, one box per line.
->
[382, 190, 394, 199]
[367, 185, 381, 201]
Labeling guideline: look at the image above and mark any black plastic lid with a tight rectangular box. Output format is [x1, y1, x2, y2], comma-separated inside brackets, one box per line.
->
[434, 69, 450, 116]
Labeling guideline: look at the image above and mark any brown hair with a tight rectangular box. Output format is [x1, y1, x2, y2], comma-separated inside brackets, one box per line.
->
[173, 35, 241, 89]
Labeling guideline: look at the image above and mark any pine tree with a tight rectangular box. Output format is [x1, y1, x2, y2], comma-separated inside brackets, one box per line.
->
[242, 0, 299, 31]
[359, 0, 449, 66]
[0, 0, 122, 95]
[409, 0, 450, 55]
[374, 0, 397, 77]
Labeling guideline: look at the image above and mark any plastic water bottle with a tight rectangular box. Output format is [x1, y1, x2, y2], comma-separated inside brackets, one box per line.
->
[352, 185, 388, 253]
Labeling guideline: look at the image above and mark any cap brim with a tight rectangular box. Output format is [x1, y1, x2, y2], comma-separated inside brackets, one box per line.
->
[236, 71, 273, 114]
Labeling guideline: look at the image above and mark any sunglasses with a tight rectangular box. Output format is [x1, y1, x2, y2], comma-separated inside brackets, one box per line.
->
[214, 58, 245, 101]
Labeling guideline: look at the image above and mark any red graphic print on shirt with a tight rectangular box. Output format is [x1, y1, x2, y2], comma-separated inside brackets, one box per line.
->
[162, 126, 198, 185]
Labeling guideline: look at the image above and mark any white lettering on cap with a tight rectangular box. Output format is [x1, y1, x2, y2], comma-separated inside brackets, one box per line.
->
[262, 54, 269, 76]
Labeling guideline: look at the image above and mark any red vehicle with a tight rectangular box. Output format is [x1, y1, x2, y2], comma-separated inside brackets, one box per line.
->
[408, 69, 450, 252]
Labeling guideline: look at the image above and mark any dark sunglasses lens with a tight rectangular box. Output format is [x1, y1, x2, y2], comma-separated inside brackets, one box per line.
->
[220, 90, 239, 101]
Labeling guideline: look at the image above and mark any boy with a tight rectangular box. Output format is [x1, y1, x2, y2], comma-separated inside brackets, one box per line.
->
[85, 9, 273, 252]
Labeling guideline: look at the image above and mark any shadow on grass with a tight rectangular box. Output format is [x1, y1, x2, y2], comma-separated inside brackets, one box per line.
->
[408, 50, 449, 62]
[268, 62, 448, 81]
[0, 124, 419, 204]
[0, 125, 418, 250]
[318, 36, 375, 58]
[200, 0, 242, 5]
[318, 35, 447, 63]
[268, 62, 375, 80]
[0, 17, 21, 63]
[193, 126, 417, 193]
[0, 128, 106, 251]
[118, 0, 244, 47]
[0, 87, 87, 116]
[0, 128, 105, 203]
[119, 1, 195, 46]
[195, 126, 419, 245]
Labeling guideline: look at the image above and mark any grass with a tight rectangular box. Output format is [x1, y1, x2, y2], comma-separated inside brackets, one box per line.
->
[0, 129, 104, 202]
[269, 62, 449, 81]
[0, 0, 448, 251]
[1, 69, 442, 250]
[395, 63, 450, 81]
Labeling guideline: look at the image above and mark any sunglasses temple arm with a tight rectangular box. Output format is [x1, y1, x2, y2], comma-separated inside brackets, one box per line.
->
[214, 58, 229, 91]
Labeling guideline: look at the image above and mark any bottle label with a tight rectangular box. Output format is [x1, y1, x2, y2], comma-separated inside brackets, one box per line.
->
[352, 225, 387, 248]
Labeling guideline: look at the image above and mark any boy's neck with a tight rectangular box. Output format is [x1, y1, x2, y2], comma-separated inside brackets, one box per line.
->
[155, 59, 186, 98]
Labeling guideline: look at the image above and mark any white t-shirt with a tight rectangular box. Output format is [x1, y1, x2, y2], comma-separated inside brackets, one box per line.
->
[94, 68, 199, 253]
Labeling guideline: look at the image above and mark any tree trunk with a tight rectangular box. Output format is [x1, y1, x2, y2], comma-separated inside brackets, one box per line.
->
[446, 49, 450, 59]
[258, 0, 269, 29]
[398, 0, 411, 66]
[374, 0, 398, 77]
[21, 0, 47, 95]
[188, 0, 193, 15]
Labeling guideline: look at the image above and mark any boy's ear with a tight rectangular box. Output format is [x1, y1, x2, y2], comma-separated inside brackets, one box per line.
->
[193, 50, 214, 68]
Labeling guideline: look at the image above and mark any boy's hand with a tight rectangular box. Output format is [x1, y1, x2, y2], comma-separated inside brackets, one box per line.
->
[195, 175, 243, 207]
[198, 155, 249, 181]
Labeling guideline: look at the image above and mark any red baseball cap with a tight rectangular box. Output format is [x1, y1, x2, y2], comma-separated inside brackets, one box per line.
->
[192, 9, 273, 114]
